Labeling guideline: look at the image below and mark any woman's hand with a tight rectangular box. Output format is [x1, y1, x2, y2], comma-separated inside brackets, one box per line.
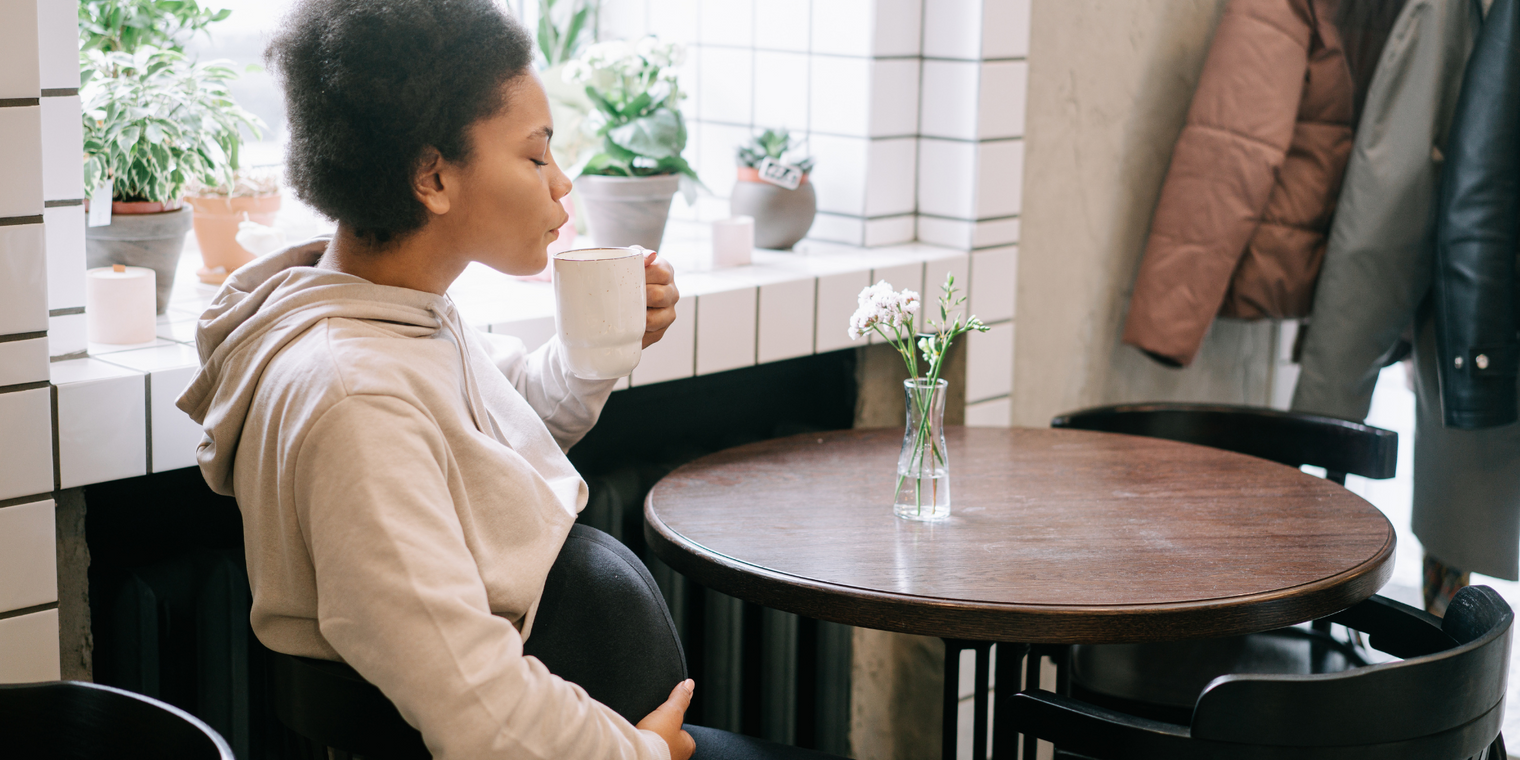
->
[643, 252, 679, 348]
[636, 679, 695, 760]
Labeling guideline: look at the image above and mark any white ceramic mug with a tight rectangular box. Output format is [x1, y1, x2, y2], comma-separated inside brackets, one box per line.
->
[553, 247, 647, 379]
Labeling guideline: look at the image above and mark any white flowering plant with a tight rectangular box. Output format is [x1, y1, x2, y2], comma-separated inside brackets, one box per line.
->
[562, 37, 699, 183]
[851, 273, 988, 515]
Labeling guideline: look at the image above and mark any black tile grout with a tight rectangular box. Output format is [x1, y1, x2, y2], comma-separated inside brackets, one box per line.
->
[0, 331, 47, 345]
[0, 492, 55, 509]
[0, 381, 50, 395]
[0, 602, 59, 622]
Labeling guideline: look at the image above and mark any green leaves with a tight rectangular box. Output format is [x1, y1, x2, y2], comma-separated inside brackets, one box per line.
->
[79, 0, 231, 55]
[608, 109, 685, 159]
[736, 128, 816, 173]
[537, 0, 596, 67]
[80, 48, 264, 204]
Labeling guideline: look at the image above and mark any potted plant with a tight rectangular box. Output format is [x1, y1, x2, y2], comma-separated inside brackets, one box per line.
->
[78, 0, 260, 313]
[563, 36, 699, 250]
[184, 168, 281, 285]
[732, 129, 817, 250]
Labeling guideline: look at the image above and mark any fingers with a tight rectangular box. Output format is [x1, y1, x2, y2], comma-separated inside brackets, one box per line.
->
[644, 252, 674, 285]
[672, 728, 696, 760]
[665, 679, 694, 712]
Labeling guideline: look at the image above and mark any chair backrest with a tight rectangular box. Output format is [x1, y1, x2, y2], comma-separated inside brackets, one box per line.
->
[1051, 403, 1398, 482]
[0, 680, 234, 760]
[1190, 586, 1512, 756]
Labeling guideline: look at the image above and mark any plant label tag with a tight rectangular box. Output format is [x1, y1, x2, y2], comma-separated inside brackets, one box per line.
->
[756, 158, 803, 190]
[87, 183, 112, 227]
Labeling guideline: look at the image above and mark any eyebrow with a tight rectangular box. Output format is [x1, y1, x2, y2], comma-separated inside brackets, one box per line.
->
[529, 126, 554, 141]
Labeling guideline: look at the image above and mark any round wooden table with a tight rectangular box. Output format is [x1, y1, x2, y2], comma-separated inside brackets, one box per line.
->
[643, 426, 1395, 759]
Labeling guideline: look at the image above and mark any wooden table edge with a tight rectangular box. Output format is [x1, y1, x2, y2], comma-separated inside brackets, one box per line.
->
[643, 496, 1397, 645]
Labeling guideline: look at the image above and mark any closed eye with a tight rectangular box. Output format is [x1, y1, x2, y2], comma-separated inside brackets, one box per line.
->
[531, 158, 548, 167]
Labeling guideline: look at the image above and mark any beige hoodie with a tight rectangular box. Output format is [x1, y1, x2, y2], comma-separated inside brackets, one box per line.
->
[176, 240, 669, 760]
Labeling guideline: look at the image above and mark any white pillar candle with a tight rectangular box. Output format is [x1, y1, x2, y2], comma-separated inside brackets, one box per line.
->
[86, 265, 157, 345]
[712, 216, 755, 268]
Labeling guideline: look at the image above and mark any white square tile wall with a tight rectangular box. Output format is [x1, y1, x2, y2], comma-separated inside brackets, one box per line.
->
[809, 134, 868, 216]
[923, 0, 984, 59]
[917, 139, 976, 219]
[649, 0, 699, 44]
[810, 56, 871, 137]
[631, 296, 695, 386]
[39, 95, 83, 201]
[698, 46, 754, 125]
[863, 215, 916, 247]
[868, 59, 920, 137]
[757, 278, 815, 363]
[696, 287, 757, 375]
[973, 217, 1020, 248]
[0, 608, 60, 683]
[754, 51, 809, 131]
[43, 204, 85, 310]
[95, 343, 202, 473]
[975, 139, 1023, 218]
[0, 337, 48, 387]
[0, 498, 57, 613]
[809, 214, 866, 247]
[864, 138, 918, 217]
[0, 388, 53, 500]
[0, 223, 48, 335]
[982, 0, 1033, 60]
[920, 60, 980, 140]
[923, 252, 970, 324]
[0, 0, 40, 99]
[52, 358, 147, 488]
[37, 0, 79, 91]
[916, 217, 973, 249]
[0, 107, 44, 219]
[979, 61, 1028, 139]
[967, 320, 1014, 402]
[699, 0, 753, 47]
[965, 396, 1011, 426]
[48, 312, 86, 357]
[873, 0, 924, 56]
[815, 269, 871, 353]
[811, 0, 875, 57]
[970, 245, 1017, 323]
[756, 0, 810, 51]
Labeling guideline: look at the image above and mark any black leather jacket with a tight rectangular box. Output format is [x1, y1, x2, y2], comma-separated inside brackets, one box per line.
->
[1434, 0, 1520, 429]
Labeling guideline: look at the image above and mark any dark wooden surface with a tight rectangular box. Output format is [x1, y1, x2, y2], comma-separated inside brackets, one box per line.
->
[643, 427, 1395, 644]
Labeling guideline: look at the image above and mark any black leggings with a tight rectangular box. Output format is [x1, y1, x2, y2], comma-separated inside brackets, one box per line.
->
[527, 524, 841, 760]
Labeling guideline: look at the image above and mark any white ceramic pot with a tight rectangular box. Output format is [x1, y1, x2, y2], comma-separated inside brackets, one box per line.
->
[577, 174, 680, 250]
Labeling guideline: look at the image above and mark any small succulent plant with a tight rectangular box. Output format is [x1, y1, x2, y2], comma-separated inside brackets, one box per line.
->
[737, 129, 815, 174]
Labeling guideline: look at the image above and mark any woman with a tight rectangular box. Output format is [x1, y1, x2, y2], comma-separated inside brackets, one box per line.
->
[176, 1, 693, 757]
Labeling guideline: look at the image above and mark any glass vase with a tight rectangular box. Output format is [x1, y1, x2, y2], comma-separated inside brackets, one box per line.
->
[895, 378, 950, 520]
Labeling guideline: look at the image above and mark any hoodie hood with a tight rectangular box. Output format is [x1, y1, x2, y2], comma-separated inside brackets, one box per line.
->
[177, 238, 454, 495]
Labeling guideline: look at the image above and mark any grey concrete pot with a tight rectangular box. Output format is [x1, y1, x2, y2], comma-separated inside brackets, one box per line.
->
[85, 205, 193, 315]
[578, 174, 681, 250]
[730, 178, 817, 250]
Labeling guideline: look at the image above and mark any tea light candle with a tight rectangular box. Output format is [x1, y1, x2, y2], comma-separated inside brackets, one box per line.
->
[86, 264, 157, 345]
[712, 216, 755, 268]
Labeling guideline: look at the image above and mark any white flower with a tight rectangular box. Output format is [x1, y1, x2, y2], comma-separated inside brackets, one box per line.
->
[848, 281, 917, 340]
[561, 60, 591, 85]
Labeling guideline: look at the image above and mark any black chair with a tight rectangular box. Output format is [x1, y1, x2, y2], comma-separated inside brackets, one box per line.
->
[270, 524, 843, 760]
[0, 679, 234, 760]
[1010, 586, 1511, 759]
[1050, 402, 1399, 722]
[1051, 402, 1397, 484]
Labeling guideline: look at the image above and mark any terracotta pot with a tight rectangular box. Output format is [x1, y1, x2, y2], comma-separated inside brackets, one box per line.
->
[730, 168, 816, 250]
[185, 194, 282, 284]
[577, 174, 680, 250]
[84, 205, 193, 315]
[107, 199, 183, 214]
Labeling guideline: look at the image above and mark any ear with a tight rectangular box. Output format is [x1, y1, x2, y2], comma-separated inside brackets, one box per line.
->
[412, 146, 452, 216]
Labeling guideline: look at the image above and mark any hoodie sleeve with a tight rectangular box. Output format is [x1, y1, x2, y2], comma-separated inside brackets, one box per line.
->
[475, 331, 618, 451]
[293, 394, 668, 760]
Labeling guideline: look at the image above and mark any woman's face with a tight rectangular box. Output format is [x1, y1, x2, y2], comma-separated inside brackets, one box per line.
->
[444, 72, 572, 276]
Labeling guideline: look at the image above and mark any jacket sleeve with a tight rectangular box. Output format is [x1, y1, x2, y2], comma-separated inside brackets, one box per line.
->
[292, 395, 669, 760]
[475, 331, 618, 450]
[1121, 0, 1314, 366]
[1292, 0, 1477, 421]
[1433, 0, 1520, 429]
